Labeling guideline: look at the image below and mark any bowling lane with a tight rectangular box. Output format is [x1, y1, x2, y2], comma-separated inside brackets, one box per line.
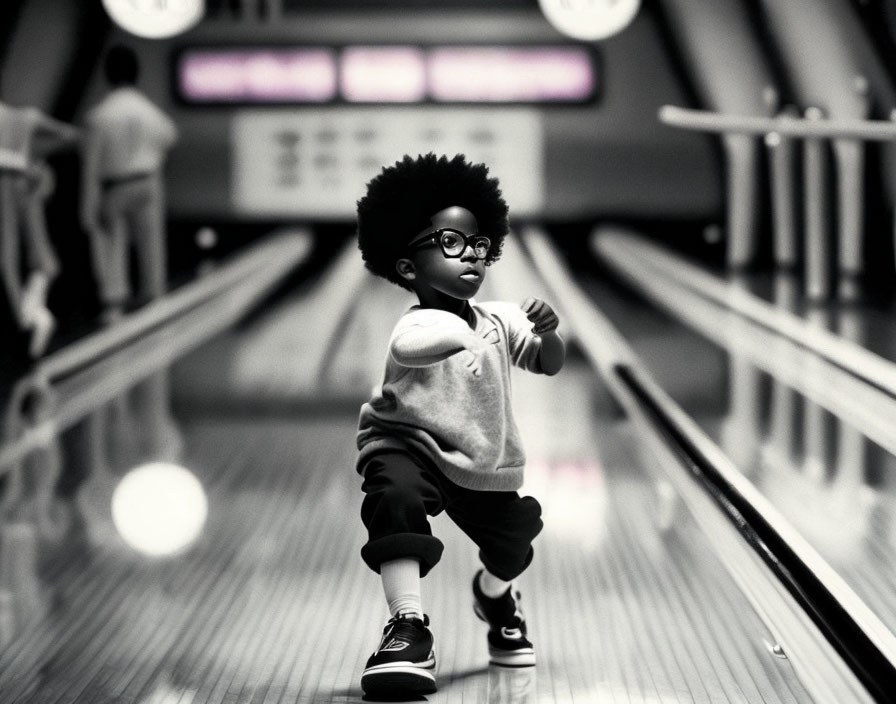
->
[0, 235, 836, 703]
[579, 230, 896, 662]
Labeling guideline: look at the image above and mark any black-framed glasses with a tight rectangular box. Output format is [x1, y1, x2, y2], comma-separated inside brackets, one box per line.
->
[408, 228, 491, 260]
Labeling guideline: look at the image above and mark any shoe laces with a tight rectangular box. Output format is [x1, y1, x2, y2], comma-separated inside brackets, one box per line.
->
[381, 613, 427, 644]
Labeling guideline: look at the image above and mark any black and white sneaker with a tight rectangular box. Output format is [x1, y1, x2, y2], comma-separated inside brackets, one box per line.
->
[472, 570, 536, 667]
[361, 613, 437, 696]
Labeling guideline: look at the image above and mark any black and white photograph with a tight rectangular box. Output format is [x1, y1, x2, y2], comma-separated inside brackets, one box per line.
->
[1, 1, 896, 702]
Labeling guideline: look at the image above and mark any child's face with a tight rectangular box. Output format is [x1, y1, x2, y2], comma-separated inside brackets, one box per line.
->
[401, 206, 488, 301]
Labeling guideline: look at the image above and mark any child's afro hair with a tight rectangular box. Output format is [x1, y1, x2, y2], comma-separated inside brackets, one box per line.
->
[357, 153, 509, 290]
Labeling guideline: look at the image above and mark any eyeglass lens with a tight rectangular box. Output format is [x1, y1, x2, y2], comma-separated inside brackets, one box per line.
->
[439, 230, 491, 258]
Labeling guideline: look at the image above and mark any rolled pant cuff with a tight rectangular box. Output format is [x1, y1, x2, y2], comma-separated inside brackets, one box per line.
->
[361, 532, 445, 577]
[479, 546, 534, 582]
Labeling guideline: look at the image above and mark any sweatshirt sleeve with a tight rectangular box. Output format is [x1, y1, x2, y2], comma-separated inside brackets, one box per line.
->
[389, 308, 487, 367]
[482, 302, 543, 373]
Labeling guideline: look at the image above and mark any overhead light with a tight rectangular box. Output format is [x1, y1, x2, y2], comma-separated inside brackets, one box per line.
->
[102, 0, 205, 39]
[539, 0, 641, 41]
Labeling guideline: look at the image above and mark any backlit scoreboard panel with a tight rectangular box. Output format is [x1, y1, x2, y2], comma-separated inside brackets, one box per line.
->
[154, 9, 720, 223]
[173, 44, 595, 218]
[176, 45, 596, 105]
[231, 107, 544, 217]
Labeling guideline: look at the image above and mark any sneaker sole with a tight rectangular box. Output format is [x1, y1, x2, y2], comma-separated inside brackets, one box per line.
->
[488, 645, 536, 667]
[474, 603, 536, 668]
[361, 662, 437, 696]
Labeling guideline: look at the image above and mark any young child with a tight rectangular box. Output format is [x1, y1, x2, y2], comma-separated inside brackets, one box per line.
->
[355, 153, 565, 697]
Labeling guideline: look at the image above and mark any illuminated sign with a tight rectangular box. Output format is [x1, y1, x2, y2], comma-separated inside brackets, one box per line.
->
[176, 46, 597, 104]
[429, 47, 594, 102]
[178, 48, 337, 102]
[341, 47, 427, 103]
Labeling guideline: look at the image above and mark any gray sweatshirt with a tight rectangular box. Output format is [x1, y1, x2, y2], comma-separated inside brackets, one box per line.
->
[356, 301, 543, 491]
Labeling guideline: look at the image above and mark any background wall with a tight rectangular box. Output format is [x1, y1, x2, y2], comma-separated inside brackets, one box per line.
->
[72, 4, 723, 226]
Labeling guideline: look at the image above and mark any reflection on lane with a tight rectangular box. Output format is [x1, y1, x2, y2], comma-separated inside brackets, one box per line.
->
[0, 364, 191, 655]
[727, 296, 896, 640]
[2, 371, 67, 543]
[0, 234, 308, 668]
[586, 255, 896, 645]
[486, 663, 535, 703]
[0, 521, 46, 651]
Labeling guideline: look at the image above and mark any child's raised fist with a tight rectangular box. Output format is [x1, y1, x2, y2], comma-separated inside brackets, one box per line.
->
[521, 297, 559, 336]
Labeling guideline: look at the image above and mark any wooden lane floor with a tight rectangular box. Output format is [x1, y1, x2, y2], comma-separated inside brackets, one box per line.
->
[580, 244, 896, 660]
[0, 237, 833, 703]
[0, 346, 821, 703]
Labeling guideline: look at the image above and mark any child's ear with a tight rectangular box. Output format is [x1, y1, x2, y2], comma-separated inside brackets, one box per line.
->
[395, 258, 416, 281]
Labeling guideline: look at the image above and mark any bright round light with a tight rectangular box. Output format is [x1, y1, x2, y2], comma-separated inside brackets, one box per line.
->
[539, 0, 641, 41]
[112, 462, 208, 557]
[102, 0, 205, 39]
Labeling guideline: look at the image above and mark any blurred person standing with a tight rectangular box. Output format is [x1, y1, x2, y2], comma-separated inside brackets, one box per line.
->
[77, 45, 182, 492]
[0, 101, 78, 360]
[80, 44, 178, 320]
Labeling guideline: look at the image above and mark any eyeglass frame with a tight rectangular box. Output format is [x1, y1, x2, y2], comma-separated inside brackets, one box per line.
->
[406, 228, 492, 260]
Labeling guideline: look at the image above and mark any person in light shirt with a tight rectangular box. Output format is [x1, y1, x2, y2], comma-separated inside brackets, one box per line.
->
[78, 46, 183, 486]
[80, 44, 178, 319]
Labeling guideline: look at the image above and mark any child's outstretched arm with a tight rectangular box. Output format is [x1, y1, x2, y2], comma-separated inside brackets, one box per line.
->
[390, 310, 489, 373]
[522, 297, 565, 376]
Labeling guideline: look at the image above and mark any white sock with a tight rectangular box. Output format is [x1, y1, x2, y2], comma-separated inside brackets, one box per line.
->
[478, 566, 512, 599]
[381, 558, 423, 619]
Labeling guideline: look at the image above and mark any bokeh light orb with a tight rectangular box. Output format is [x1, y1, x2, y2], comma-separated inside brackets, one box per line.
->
[195, 226, 218, 250]
[112, 462, 208, 557]
[539, 0, 641, 41]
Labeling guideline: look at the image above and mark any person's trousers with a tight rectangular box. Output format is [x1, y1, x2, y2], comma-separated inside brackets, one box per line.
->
[360, 451, 543, 579]
[1, 171, 58, 325]
[98, 174, 166, 306]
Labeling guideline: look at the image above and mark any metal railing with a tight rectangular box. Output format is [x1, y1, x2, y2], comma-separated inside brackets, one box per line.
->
[660, 105, 896, 141]
[0, 229, 312, 474]
[37, 229, 312, 381]
[594, 226, 896, 399]
[660, 103, 896, 301]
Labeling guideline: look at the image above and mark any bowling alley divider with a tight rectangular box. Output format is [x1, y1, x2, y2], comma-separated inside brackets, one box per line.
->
[0, 229, 312, 475]
[518, 225, 896, 704]
[39, 229, 313, 381]
[593, 227, 896, 410]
